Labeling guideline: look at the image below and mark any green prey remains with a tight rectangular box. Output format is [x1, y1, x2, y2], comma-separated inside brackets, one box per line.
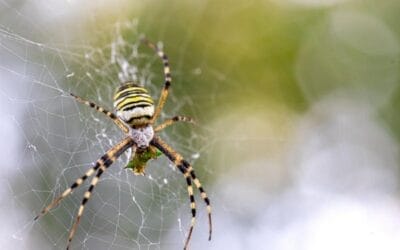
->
[125, 146, 162, 175]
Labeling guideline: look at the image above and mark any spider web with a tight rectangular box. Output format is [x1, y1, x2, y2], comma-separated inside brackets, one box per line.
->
[1, 5, 214, 250]
[3, 1, 400, 250]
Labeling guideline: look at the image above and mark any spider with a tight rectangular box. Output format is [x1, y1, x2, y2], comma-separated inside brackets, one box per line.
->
[34, 38, 212, 250]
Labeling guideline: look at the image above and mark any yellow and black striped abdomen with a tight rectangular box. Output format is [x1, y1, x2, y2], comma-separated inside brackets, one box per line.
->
[114, 83, 154, 127]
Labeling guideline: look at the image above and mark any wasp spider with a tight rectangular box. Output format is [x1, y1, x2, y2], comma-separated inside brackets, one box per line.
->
[34, 38, 212, 250]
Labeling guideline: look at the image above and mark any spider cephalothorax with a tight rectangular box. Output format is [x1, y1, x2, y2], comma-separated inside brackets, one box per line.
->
[34, 38, 212, 250]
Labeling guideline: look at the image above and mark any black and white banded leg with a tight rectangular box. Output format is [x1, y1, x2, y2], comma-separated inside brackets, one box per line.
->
[66, 166, 106, 250]
[155, 116, 195, 132]
[140, 38, 172, 123]
[35, 137, 134, 249]
[151, 136, 212, 249]
[70, 93, 129, 133]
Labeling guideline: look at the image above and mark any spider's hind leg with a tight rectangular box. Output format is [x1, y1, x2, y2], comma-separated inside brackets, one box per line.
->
[70, 93, 129, 133]
[140, 38, 172, 123]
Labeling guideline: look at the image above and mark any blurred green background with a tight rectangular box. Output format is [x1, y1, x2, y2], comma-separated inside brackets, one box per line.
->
[1, 0, 400, 249]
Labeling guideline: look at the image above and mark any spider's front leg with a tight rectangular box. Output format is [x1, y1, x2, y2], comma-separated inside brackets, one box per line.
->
[34, 137, 134, 250]
[34, 137, 132, 221]
[150, 135, 212, 249]
[65, 137, 135, 249]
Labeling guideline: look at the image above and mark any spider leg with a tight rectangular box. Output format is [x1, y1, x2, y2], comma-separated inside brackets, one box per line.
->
[181, 170, 196, 250]
[34, 162, 98, 221]
[70, 93, 129, 133]
[151, 136, 212, 248]
[34, 137, 133, 238]
[66, 168, 103, 249]
[64, 137, 134, 249]
[154, 115, 195, 132]
[34, 137, 132, 220]
[66, 168, 103, 250]
[140, 38, 172, 123]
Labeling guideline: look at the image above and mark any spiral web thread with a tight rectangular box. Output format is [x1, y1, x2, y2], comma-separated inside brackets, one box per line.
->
[2, 19, 211, 250]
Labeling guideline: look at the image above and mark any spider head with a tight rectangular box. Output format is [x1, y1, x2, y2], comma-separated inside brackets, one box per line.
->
[113, 82, 155, 127]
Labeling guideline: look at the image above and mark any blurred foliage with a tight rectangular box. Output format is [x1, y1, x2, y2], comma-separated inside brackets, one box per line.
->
[34, 0, 400, 189]
[68, 0, 400, 132]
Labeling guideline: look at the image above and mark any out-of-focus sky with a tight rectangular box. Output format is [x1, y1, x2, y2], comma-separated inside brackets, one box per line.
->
[1, 0, 400, 249]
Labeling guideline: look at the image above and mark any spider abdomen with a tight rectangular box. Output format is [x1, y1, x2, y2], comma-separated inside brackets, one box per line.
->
[113, 83, 154, 126]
